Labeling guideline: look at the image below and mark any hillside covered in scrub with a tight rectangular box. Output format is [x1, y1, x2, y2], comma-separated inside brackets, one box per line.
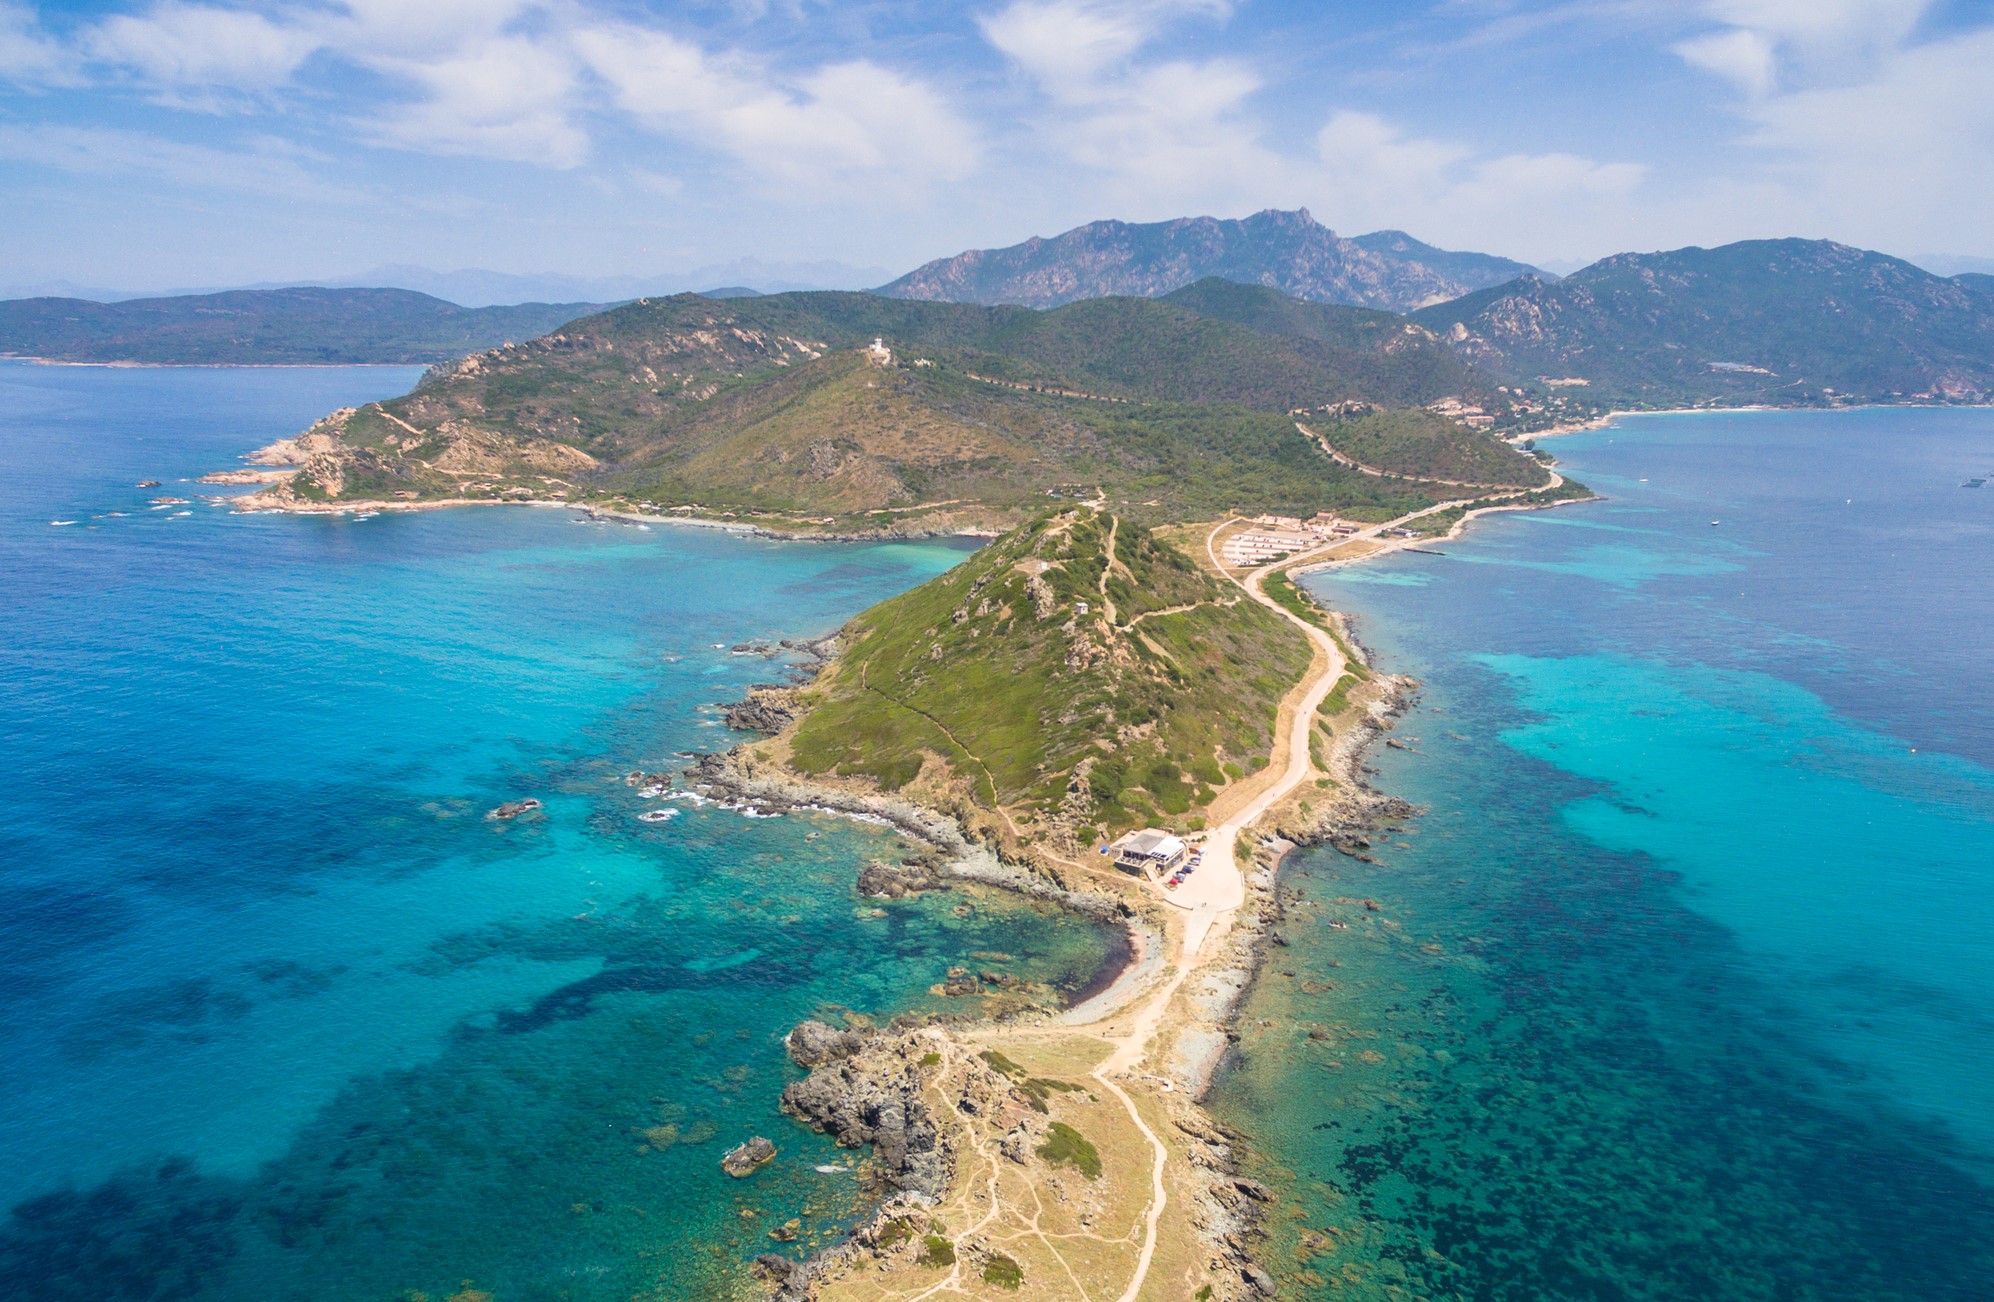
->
[781, 508, 1311, 841]
[249, 286, 1547, 529]
[1415, 239, 1994, 404]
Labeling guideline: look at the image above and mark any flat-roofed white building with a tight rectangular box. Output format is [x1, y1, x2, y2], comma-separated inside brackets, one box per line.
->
[1112, 829, 1189, 876]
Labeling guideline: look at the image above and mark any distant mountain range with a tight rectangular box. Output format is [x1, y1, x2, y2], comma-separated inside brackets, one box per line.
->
[1413, 239, 1994, 403]
[0, 287, 609, 365]
[6, 221, 1990, 410]
[877, 208, 1543, 314]
[0, 258, 888, 308]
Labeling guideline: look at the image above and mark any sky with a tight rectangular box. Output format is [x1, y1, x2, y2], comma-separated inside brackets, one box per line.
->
[2, 0, 1991, 293]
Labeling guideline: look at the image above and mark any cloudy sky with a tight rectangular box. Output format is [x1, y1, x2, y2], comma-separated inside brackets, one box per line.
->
[2, 0, 1990, 292]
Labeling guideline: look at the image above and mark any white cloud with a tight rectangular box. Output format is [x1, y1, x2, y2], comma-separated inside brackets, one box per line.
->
[977, 0, 1283, 211]
[1665, 2, 1994, 253]
[1676, 0, 1933, 94]
[327, 0, 539, 60]
[1731, 26, 1994, 248]
[574, 24, 978, 188]
[1311, 111, 1645, 254]
[0, 1, 81, 86]
[1674, 27, 1776, 97]
[84, 3, 320, 103]
[979, 0, 1227, 99]
[0, 121, 355, 200]
[362, 33, 588, 167]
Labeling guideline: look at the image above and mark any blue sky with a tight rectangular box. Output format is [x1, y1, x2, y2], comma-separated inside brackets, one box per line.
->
[2, 0, 1990, 292]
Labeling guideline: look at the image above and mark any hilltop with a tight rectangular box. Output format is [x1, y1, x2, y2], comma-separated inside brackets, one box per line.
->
[878, 209, 1540, 314]
[782, 508, 1310, 840]
[0, 287, 609, 365]
[244, 287, 1548, 528]
[1414, 239, 1994, 404]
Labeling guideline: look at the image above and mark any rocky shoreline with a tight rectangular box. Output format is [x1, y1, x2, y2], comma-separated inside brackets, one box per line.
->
[688, 605, 1423, 1299]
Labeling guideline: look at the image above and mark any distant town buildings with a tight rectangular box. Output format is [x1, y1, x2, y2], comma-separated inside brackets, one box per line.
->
[1427, 396, 1495, 428]
[1219, 512, 1358, 566]
[1222, 529, 1317, 565]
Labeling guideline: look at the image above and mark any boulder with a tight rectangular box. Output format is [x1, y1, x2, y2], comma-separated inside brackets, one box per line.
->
[721, 1136, 776, 1177]
[786, 1020, 865, 1068]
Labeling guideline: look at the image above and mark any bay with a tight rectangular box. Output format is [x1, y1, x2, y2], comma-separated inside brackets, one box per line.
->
[0, 361, 1113, 1301]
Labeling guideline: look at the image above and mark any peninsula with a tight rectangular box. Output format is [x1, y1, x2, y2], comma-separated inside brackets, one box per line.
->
[692, 481, 1571, 1301]
[224, 279, 1589, 1298]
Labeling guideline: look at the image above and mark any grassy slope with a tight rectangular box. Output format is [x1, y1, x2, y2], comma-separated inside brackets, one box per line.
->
[787, 509, 1310, 836]
[0, 288, 607, 365]
[1307, 407, 1550, 487]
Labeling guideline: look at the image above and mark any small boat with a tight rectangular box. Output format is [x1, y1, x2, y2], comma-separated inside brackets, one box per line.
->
[1710, 520, 1720, 526]
[1964, 479, 1985, 488]
[636, 808, 680, 823]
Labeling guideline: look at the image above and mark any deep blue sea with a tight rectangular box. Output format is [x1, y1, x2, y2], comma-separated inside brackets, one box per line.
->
[0, 362, 1113, 1301]
[1213, 407, 1994, 1299]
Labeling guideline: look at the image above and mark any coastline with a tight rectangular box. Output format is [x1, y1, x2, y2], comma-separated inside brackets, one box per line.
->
[1, 355, 436, 370]
[1520, 398, 1994, 443]
[682, 506, 1511, 1300]
[226, 486, 1004, 543]
[215, 424, 1587, 1298]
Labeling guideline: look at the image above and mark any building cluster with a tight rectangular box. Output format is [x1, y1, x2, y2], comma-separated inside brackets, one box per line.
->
[1426, 396, 1496, 428]
[1219, 512, 1359, 566]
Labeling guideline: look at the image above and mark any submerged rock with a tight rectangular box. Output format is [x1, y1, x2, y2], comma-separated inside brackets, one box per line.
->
[856, 854, 949, 899]
[721, 1136, 777, 1177]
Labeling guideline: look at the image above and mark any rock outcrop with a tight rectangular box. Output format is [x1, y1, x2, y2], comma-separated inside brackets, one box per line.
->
[779, 1024, 1042, 1203]
[721, 1136, 776, 1177]
[723, 684, 802, 734]
[785, 1019, 866, 1068]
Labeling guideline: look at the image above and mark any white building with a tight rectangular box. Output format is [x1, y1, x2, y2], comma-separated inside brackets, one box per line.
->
[1113, 829, 1189, 876]
[1221, 528, 1316, 566]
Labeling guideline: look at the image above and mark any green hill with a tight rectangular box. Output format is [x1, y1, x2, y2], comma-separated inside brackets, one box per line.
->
[1413, 240, 1994, 404]
[260, 288, 1546, 528]
[0, 287, 610, 365]
[784, 507, 1311, 837]
[1303, 404, 1551, 488]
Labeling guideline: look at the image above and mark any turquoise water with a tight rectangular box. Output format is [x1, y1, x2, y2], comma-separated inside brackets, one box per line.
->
[0, 362, 1112, 1300]
[1213, 408, 1994, 1299]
